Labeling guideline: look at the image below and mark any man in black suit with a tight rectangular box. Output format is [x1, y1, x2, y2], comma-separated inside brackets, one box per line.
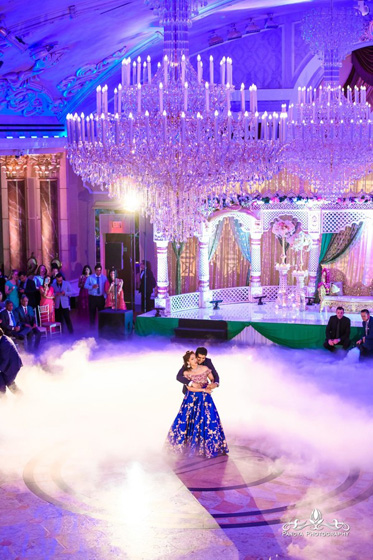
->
[356, 309, 373, 358]
[0, 327, 23, 395]
[18, 271, 37, 309]
[15, 295, 42, 351]
[177, 346, 220, 394]
[0, 300, 23, 339]
[323, 306, 351, 351]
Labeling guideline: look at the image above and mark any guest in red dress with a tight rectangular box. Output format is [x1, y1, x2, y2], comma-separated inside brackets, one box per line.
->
[39, 276, 55, 322]
[78, 265, 91, 319]
[104, 269, 126, 310]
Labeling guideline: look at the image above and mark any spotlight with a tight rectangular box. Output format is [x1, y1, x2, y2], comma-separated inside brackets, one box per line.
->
[227, 23, 242, 40]
[208, 29, 224, 46]
[245, 18, 261, 35]
[264, 13, 279, 29]
[356, 0, 370, 15]
[122, 189, 141, 212]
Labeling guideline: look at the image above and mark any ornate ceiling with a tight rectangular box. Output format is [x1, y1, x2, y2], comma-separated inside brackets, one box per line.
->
[0, 0, 353, 121]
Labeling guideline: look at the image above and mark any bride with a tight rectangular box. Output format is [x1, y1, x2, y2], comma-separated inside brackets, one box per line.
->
[166, 350, 229, 458]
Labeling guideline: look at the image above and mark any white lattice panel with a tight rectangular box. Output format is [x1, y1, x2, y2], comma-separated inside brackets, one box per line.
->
[322, 210, 373, 233]
[261, 285, 296, 301]
[170, 292, 199, 312]
[262, 209, 309, 232]
[211, 287, 250, 304]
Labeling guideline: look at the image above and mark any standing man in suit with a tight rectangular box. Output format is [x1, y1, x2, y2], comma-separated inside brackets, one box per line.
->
[323, 306, 351, 351]
[0, 328, 22, 395]
[52, 273, 74, 334]
[356, 309, 373, 358]
[14, 295, 41, 351]
[18, 271, 38, 309]
[85, 263, 108, 326]
[177, 346, 220, 394]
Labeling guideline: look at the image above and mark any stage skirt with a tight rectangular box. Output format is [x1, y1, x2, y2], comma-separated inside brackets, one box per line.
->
[166, 391, 229, 459]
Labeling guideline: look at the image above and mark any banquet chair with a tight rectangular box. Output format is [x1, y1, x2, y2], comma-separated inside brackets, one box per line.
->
[37, 305, 62, 337]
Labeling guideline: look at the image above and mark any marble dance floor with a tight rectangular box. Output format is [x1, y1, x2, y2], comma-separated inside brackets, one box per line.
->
[0, 337, 372, 560]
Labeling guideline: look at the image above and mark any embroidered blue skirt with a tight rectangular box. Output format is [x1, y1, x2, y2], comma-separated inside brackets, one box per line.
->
[166, 391, 229, 458]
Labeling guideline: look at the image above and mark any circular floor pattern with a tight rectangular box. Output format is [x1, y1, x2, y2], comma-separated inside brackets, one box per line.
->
[23, 443, 373, 530]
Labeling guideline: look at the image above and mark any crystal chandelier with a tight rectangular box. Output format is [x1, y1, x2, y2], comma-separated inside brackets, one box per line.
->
[286, 5, 372, 197]
[66, 0, 287, 241]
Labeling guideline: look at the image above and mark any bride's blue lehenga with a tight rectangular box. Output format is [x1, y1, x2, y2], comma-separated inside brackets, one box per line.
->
[166, 371, 229, 458]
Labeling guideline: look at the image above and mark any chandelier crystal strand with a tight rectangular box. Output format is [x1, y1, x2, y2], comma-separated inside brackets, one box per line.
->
[287, 84, 373, 196]
[67, 0, 287, 242]
[285, 6, 372, 197]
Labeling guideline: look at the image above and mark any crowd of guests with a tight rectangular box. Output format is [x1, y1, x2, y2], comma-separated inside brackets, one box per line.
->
[0, 259, 157, 352]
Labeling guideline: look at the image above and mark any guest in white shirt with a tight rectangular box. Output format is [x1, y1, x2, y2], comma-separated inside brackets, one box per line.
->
[84, 263, 108, 326]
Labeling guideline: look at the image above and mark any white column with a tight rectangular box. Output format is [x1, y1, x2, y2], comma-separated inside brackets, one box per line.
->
[308, 233, 321, 295]
[154, 240, 169, 310]
[197, 229, 210, 308]
[250, 232, 262, 296]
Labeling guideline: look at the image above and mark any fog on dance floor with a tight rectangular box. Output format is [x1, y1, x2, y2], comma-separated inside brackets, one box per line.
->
[0, 337, 372, 558]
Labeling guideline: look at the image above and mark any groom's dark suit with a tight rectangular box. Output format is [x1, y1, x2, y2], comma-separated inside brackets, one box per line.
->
[324, 315, 351, 351]
[177, 357, 220, 395]
[0, 334, 22, 392]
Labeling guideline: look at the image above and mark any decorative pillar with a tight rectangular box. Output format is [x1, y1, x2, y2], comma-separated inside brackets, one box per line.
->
[154, 240, 169, 310]
[0, 156, 28, 271]
[250, 229, 262, 296]
[308, 234, 321, 295]
[197, 225, 210, 308]
[307, 209, 322, 296]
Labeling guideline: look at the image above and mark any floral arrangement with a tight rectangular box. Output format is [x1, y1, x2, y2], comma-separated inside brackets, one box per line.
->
[272, 219, 296, 238]
[289, 231, 312, 252]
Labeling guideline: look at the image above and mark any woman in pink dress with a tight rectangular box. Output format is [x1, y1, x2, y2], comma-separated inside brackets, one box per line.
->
[104, 269, 126, 310]
[39, 275, 55, 322]
[78, 265, 91, 319]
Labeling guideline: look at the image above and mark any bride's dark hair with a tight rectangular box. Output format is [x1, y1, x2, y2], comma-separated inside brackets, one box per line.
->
[183, 350, 195, 369]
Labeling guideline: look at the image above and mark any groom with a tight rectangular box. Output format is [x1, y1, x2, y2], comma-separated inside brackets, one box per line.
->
[177, 346, 220, 394]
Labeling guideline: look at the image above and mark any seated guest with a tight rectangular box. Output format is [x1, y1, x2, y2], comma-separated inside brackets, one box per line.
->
[356, 309, 373, 358]
[14, 295, 42, 351]
[52, 273, 73, 334]
[0, 300, 25, 341]
[18, 271, 37, 309]
[323, 306, 351, 351]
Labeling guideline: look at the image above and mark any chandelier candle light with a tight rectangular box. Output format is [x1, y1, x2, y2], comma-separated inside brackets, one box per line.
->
[66, 0, 287, 242]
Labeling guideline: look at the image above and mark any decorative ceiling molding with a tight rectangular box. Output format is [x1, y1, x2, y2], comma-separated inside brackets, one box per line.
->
[0, 43, 69, 116]
[0, 155, 28, 178]
[57, 45, 128, 99]
[30, 153, 62, 178]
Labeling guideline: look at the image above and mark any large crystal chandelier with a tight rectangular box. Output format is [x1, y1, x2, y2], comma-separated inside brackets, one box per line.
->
[66, 0, 286, 241]
[286, 5, 372, 197]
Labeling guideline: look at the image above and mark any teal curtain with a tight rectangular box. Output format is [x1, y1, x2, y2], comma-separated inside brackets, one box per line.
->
[314, 223, 363, 297]
[208, 220, 224, 261]
[172, 242, 185, 295]
[229, 218, 251, 285]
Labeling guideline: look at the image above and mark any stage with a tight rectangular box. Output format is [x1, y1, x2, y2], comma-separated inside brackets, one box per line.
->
[135, 302, 364, 348]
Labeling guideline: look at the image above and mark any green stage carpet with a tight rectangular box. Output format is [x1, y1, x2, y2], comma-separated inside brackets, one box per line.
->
[135, 316, 361, 349]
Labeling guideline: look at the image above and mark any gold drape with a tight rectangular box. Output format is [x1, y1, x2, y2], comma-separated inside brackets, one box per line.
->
[168, 237, 198, 295]
[209, 218, 249, 288]
[260, 229, 310, 286]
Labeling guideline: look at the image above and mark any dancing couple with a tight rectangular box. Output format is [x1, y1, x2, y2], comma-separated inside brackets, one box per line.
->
[166, 347, 229, 459]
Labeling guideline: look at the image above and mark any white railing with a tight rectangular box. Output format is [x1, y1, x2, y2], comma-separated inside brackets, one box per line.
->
[168, 285, 296, 312]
